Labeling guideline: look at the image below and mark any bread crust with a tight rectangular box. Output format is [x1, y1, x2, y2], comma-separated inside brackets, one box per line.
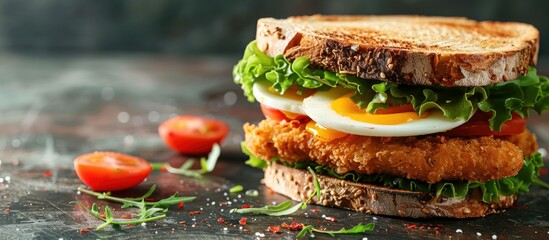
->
[264, 162, 516, 218]
[256, 15, 539, 87]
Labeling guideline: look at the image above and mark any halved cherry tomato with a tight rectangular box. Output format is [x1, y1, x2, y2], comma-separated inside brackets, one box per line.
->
[374, 104, 415, 114]
[74, 152, 152, 191]
[260, 104, 308, 122]
[443, 112, 526, 136]
[159, 116, 229, 155]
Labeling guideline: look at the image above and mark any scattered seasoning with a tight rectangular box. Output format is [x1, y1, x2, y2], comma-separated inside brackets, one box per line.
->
[145, 197, 155, 201]
[492, 234, 497, 239]
[5, 208, 10, 213]
[79, 228, 89, 233]
[267, 188, 275, 195]
[189, 211, 201, 215]
[43, 171, 53, 177]
[435, 229, 441, 235]
[178, 202, 184, 209]
[217, 218, 225, 224]
[324, 216, 336, 222]
[120, 215, 132, 219]
[219, 201, 229, 206]
[241, 204, 252, 209]
[540, 168, 547, 175]
[311, 209, 320, 213]
[477, 232, 482, 236]
[179, 221, 186, 224]
[282, 221, 304, 231]
[456, 229, 463, 233]
[406, 224, 418, 229]
[268, 225, 281, 233]
[239, 217, 247, 226]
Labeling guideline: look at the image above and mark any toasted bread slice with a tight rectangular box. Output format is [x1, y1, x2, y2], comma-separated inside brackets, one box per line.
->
[264, 162, 516, 218]
[256, 15, 539, 87]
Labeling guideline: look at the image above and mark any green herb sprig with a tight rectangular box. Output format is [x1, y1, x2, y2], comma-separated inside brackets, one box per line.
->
[72, 185, 196, 230]
[296, 223, 375, 239]
[230, 166, 321, 216]
[154, 143, 221, 178]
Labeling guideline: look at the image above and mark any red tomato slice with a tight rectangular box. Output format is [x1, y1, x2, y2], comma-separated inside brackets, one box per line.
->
[159, 116, 229, 155]
[74, 152, 152, 191]
[443, 112, 526, 136]
[260, 104, 308, 122]
[374, 104, 415, 114]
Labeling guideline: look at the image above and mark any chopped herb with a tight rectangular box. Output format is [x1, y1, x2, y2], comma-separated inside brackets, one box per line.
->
[296, 223, 375, 239]
[229, 185, 244, 193]
[72, 185, 196, 230]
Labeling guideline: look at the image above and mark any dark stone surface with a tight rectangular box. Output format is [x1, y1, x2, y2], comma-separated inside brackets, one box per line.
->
[0, 55, 548, 239]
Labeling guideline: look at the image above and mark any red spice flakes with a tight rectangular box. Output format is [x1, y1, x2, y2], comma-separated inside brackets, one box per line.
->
[99, 213, 106, 218]
[268, 225, 282, 234]
[178, 202, 184, 209]
[179, 221, 187, 224]
[419, 225, 426, 230]
[43, 171, 53, 177]
[324, 216, 336, 222]
[281, 221, 304, 231]
[435, 229, 441, 235]
[217, 218, 225, 224]
[219, 201, 229, 206]
[540, 168, 548, 175]
[120, 215, 132, 219]
[145, 197, 155, 201]
[79, 228, 91, 233]
[241, 204, 252, 209]
[189, 211, 201, 215]
[406, 223, 418, 229]
[239, 217, 247, 226]
[267, 188, 275, 195]
[311, 209, 320, 213]
[436, 223, 443, 227]
[5, 208, 10, 213]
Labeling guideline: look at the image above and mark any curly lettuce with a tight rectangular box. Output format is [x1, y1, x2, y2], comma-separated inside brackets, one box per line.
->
[234, 41, 549, 131]
[241, 143, 544, 203]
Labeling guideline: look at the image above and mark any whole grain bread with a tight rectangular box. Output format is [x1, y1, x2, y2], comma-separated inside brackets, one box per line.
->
[256, 15, 539, 86]
[264, 162, 516, 218]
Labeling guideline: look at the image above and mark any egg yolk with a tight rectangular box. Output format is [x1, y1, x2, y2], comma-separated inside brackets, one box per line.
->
[331, 94, 428, 125]
[268, 86, 314, 101]
[306, 121, 348, 142]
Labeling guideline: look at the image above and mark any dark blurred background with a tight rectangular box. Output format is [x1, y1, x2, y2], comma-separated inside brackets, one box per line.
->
[0, 0, 547, 60]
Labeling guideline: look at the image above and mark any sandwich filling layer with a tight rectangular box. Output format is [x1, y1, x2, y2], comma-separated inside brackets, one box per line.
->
[243, 119, 543, 202]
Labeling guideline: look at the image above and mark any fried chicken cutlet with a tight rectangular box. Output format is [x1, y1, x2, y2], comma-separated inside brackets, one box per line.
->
[244, 119, 537, 183]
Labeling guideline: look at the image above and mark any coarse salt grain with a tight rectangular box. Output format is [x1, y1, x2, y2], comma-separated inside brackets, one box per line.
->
[141, 223, 146, 227]
[477, 232, 482, 236]
[492, 235, 497, 239]
[456, 229, 463, 233]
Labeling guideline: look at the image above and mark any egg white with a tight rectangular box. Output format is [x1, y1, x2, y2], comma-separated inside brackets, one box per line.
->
[302, 88, 469, 137]
[252, 80, 306, 115]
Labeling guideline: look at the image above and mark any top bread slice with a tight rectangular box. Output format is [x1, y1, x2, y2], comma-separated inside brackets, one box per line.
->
[256, 15, 539, 86]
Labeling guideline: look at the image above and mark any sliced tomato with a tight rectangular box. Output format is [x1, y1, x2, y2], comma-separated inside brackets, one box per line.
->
[443, 112, 526, 136]
[374, 104, 415, 114]
[260, 104, 308, 122]
[74, 152, 152, 191]
[159, 116, 229, 155]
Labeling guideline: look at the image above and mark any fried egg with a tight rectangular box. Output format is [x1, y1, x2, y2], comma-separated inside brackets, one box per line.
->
[252, 80, 309, 115]
[302, 88, 469, 137]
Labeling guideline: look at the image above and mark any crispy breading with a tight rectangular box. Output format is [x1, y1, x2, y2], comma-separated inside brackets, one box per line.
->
[244, 119, 535, 183]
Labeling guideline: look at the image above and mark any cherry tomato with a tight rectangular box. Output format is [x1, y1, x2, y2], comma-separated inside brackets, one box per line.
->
[159, 116, 229, 155]
[443, 112, 526, 136]
[374, 104, 415, 114]
[260, 104, 308, 122]
[74, 152, 152, 191]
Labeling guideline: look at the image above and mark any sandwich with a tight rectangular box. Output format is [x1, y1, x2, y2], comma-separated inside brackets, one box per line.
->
[233, 15, 549, 218]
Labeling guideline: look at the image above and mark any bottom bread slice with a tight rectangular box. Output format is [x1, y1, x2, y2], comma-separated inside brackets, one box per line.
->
[264, 162, 516, 218]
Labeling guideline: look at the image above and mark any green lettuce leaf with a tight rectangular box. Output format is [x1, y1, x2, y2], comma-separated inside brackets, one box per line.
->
[241, 144, 544, 203]
[233, 41, 549, 131]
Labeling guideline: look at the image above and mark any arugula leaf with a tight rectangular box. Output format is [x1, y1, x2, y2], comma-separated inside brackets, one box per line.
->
[229, 200, 304, 216]
[241, 142, 268, 169]
[163, 143, 221, 178]
[234, 41, 549, 131]
[297, 223, 375, 238]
